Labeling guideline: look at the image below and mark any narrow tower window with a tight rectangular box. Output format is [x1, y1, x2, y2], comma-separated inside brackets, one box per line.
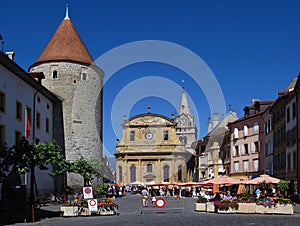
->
[53, 70, 58, 79]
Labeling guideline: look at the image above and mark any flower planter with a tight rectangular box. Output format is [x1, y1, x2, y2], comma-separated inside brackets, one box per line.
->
[237, 203, 256, 213]
[255, 205, 275, 214]
[80, 208, 91, 216]
[274, 204, 294, 215]
[61, 206, 79, 217]
[217, 207, 237, 214]
[195, 203, 206, 212]
[206, 202, 215, 213]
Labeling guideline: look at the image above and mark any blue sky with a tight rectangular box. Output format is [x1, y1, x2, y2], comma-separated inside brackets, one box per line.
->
[1, 0, 300, 163]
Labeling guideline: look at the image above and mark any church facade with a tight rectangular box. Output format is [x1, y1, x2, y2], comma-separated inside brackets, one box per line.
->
[115, 88, 197, 185]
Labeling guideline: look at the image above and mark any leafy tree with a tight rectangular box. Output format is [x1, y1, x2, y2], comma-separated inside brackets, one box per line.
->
[0, 142, 14, 180]
[11, 137, 66, 222]
[67, 156, 101, 186]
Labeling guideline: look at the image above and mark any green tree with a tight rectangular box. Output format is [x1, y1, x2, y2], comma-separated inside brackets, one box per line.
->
[11, 137, 66, 222]
[67, 156, 101, 186]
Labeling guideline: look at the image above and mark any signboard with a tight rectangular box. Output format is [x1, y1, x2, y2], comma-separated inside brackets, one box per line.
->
[88, 199, 98, 212]
[155, 198, 166, 208]
[83, 187, 93, 199]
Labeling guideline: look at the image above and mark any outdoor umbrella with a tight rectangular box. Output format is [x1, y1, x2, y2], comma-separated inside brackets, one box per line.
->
[199, 175, 241, 186]
[127, 181, 145, 186]
[245, 174, 280, 185]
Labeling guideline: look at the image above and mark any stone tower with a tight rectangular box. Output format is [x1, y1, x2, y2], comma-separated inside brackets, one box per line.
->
[175, 84, 197, 153]
[29, 7, 104, 189]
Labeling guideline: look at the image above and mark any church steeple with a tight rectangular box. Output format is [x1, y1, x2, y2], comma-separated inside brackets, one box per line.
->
[179, 81, 191, 115]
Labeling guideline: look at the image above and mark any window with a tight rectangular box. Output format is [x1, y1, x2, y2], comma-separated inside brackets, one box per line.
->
[287, 153, 291, 172]
[292, 102, 296, 118]
[233, 128, 238, 139]
[244, 143, 249, 155]
[147, 164, 152, 173]
[82, 72, 87, 80]
[130, 131, 135, 141]
[0, 124, 5, 144]
[243, 161, 249, 172]
[254, 141, 259, 153]
[130, 165, 136, 182]
[243, 125, 248, 137]
[253, 122, 259, 134]
[46, 117, 50, 133]
[234, 146, 239, 156]
[234, 162, 239, 173]
[26, 107, 32, 138]
[287, 107, 290, 123]
[163, 165, 169, 182]
[0, 91, 5, 113]
[178, 165, 182, 181]
[16, 101, 22, 120]
[36, 112, 41, 129]
[253, 159, 259, 171]
[53, 70, 58, 79]
[118, 166, 122, 183]
[15, 130, 22, 144]
[164, 130, 168, 141]
[46, 103, 50, 110]
[293, 151, 297, 171]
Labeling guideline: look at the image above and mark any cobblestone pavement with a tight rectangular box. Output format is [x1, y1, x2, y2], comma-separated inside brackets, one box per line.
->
[13, 194, 300, 226]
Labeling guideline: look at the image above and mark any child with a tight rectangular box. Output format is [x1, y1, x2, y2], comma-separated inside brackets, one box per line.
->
[152, 196, 157, 207]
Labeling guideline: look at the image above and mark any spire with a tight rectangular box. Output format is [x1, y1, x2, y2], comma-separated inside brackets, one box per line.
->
[179, 84, 191, 115]
[29, 7, 93, 69]
[64, 4, 70, 20]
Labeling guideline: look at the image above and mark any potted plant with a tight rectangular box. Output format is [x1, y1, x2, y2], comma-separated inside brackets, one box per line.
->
[277, 180, 289, 197]
[273, 198, 295, 214]
[214, 200, 239, 213]
[97, 184, 109, 198]
[237, 192, 256, 213]
[195, 196, 207, 212]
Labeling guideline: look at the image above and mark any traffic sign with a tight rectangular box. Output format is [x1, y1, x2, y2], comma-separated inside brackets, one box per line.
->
[83, 187, 93, 199]
[88, 199, 98, 212]
[155, 198, 166, 208]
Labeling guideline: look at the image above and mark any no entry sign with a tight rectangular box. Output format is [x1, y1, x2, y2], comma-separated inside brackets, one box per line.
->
[155, 198, 166, 208]
[88, 199, 98, 212]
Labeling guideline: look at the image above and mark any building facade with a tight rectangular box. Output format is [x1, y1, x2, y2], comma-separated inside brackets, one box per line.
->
[228, 100, 273, 179]
[115, 108, 189, 185]
[0, 51, 64, 196]
[28, 9, 104, 189]
[194, 111, 237, 181]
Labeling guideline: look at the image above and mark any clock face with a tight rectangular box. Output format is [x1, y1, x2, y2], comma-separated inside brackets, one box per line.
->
[145, 132, 153, 140]
[180, 118, 187, 125]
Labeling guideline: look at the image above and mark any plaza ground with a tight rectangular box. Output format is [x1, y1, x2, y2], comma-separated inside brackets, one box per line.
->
[9, 193, 300, 226]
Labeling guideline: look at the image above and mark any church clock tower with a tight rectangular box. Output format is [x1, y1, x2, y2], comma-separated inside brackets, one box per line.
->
[175, 84, 197, 153]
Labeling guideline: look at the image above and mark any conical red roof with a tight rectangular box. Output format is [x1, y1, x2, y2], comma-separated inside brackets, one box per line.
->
[31, 18, 93, 68]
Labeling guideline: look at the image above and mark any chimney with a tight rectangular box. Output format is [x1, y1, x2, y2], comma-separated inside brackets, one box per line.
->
[171, 112, 175, 120]
[123, 114, 127, 121]
[6, 51, 14, 61]
[208, 117, 212, 133]
[213, 113, 219, 128]
[147, 106, 151, 113]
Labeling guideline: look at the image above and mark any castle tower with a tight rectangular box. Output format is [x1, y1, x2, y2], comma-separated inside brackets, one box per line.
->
[175, 83, 197, 152]
[29, 7, 104, 189]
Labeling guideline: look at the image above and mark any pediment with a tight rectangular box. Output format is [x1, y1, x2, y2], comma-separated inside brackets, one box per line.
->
[125, 114, 175, 127]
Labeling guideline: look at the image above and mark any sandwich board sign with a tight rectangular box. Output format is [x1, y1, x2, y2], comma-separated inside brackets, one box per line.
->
[83, 187, 93, 199]
[88, 199, 98, 212]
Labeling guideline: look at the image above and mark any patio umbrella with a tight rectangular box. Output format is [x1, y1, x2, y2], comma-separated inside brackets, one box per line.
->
[199, 175, 241, 186]
[127, 181, 145, 186]
[245, 174, 280, 185]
